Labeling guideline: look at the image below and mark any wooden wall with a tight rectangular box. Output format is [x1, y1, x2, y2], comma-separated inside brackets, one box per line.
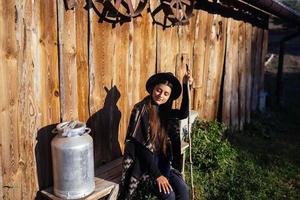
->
[0, 0, 268, 199]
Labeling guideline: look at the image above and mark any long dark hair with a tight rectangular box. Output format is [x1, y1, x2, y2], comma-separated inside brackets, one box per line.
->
[147, 80, 174, 156]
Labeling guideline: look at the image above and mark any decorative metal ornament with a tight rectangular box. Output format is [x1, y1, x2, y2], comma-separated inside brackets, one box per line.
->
[91, 0, 194, 25]
[165, 0, 194, 23]
[150, 0, 194, 27]
[107, 0, 148, 17]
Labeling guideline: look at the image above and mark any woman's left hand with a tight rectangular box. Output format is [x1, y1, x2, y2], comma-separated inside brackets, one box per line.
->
[183, 69, 193, 85]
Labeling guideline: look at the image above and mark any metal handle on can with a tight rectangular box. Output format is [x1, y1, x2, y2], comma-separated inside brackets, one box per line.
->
[82, 127, 91, 135]
[52, 128, 59, 134]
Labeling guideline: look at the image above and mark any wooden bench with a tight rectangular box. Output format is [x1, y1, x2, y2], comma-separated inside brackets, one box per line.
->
[41, 142, 189, 200]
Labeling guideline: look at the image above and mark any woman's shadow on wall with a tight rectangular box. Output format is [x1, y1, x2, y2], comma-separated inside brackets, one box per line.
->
[87, 85, 122, 168]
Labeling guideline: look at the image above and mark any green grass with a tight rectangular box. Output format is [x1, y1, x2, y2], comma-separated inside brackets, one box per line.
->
[185, 118, 300, 200]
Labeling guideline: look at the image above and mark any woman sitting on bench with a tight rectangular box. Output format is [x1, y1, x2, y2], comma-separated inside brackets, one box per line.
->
[119, 71, 193, 200]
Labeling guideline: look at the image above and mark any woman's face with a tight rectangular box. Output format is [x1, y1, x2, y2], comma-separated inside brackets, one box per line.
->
[151, 83, 172, 105]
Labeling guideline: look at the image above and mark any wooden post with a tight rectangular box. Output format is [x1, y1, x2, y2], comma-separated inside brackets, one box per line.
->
[276, 30, 300, 104]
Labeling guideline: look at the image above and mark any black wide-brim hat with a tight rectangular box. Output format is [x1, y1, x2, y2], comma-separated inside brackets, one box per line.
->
[146, 72, 182, 100]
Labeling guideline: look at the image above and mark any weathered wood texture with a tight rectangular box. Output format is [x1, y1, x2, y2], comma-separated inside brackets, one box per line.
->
[222, 21, 267, 130]
[192, 10, 213, 118]
[203, 14, 227, 120]
[238, 21, 247, 130]
[0, 1, 60, 199]
[0, 1, 268, 199]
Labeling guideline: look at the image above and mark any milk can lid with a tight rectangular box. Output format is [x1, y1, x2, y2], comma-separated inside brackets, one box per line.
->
[56, 120, 87, 137]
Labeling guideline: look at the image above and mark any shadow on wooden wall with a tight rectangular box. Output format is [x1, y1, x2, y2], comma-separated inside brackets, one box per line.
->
[87, 85, 122, 168]
[35, 124, 58, 199]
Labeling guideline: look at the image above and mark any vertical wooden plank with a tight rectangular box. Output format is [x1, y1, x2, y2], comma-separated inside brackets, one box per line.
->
[178, 21, 193, 62]
[222, 18, 234, 126]
[245, 23, 252, 123]
[177, 18, 197, 109]
[156, 26, 178, 74]
[76, 0, 89, 122]
[203, 15, 227, 120]
[0, 160, 2, 199]
[199, 13, 214, 119]
[250, 26, 258, 112]
[192, 10, 206, 115]
[213, 16, 227, 120]
[58, 0, 78, 121]
[192, 10, 212, 119]
[34, 0, 60, 194]
[203, 14, 218, 120]
[251, 27, 263, 111]
[18, 2, 38, 198]
[37, 1, 61, 127]
[186, 14, 198, 110]
[133, 12, 156, 101]
[0, 1, 21, 199]
[260, 29, 268, 93]
[238, 21, 247, 130]
[116, 21, 130, 157]
[230, 20, 240, 129]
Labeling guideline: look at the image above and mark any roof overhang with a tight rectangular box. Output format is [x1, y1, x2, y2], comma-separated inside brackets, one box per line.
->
[238, 0, 300, 26]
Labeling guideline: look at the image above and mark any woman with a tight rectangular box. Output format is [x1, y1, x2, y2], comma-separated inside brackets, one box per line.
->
[119, 71, 193, 200]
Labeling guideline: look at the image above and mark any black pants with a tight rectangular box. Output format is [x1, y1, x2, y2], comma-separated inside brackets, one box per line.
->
[153, 170, 189, 200]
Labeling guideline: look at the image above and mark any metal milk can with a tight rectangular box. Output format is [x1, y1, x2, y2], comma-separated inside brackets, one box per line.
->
[51, 121, 95, 199]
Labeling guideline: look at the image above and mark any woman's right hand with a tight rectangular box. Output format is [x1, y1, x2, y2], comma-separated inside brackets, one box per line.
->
[156, 175, 173, 194]
[183, 69, 193, 85]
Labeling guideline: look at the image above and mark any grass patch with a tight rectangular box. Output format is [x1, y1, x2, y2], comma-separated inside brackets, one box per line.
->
[186, 119, 300, 200]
